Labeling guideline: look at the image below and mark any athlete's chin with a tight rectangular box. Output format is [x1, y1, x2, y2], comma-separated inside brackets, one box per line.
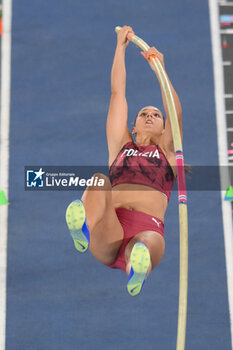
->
[143, 127, 157, 134]
[143, 125, 155, 130]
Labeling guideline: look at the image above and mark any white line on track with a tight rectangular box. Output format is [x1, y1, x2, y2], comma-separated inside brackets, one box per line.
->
[0, 0, 12, 349]
[226, 111, 233, 115]
[209, 1, 233, 348]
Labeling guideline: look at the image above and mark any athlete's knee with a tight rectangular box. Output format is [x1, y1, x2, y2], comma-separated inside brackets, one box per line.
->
[140, 234, 165, 269]
[81, 173, 112, 214]
[86, 173, 112, 191]
[125, 231, 165, 269]
[125, 235, 147, 262]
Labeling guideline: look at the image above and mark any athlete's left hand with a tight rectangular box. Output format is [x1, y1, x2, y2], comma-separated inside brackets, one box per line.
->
[141, 46, 165, 70]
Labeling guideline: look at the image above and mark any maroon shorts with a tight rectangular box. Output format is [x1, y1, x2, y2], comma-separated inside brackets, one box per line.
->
[105, 207, 164, 272]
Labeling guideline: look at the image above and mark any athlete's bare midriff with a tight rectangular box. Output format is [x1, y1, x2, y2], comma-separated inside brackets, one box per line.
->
[111, 183, 168, 222]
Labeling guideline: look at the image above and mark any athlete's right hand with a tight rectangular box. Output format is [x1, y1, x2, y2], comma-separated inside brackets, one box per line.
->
[117, 25, 134, 48]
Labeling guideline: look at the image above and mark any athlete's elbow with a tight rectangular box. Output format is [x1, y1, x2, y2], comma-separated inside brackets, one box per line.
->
[111, 84, 126, 95]
[175, 99, 182, 117]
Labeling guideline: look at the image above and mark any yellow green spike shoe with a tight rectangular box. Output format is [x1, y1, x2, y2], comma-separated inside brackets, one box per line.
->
[65, 200, 90, 253]
[127, 242, 150, 296]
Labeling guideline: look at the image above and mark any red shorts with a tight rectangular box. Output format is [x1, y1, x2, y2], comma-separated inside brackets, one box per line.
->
[105, 207, 164, 272]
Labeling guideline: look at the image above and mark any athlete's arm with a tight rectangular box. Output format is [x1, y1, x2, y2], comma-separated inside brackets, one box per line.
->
[141, 47, 183, 151]
[106, 26, 134, 166]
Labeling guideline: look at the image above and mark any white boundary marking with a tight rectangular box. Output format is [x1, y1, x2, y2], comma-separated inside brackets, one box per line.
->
[0, 0, 12, 349]
[209, 0, 233, 348]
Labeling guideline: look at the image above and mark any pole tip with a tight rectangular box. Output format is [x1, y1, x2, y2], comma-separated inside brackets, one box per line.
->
[115, 26, 122, 33]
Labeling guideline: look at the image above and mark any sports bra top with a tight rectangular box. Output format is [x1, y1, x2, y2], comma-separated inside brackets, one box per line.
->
[109, 141, 175, 201]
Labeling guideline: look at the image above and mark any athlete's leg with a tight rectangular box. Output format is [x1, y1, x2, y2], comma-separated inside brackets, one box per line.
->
[125, 230, 165, 276]
[71, 173, 124, 265]
[125, 231, 165, 296]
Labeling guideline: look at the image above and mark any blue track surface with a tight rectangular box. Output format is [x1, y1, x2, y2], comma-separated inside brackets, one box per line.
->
[6, 0, 231, 349]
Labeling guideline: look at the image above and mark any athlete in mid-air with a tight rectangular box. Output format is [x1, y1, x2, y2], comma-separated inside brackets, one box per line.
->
[66, 25, 182, 296]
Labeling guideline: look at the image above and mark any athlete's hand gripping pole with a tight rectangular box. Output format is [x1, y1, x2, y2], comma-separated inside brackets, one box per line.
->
[115, 26, 189, 350]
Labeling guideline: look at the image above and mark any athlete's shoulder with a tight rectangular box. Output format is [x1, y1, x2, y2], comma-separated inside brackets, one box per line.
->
[121, 140, 134, 149]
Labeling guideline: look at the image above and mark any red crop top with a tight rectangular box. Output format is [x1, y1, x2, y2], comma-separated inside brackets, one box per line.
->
[109, 141, 175, 201]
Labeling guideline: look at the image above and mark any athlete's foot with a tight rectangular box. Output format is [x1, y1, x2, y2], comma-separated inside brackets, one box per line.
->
[65, 199, 90, 253]
[127, 242, 150, 296]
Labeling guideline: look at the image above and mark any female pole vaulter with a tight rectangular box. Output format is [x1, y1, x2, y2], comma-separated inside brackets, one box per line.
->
[66, 25, 183, 296]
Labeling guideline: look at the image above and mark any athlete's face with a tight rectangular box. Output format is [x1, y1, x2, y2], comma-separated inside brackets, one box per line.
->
[133, 106, 165, 136]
